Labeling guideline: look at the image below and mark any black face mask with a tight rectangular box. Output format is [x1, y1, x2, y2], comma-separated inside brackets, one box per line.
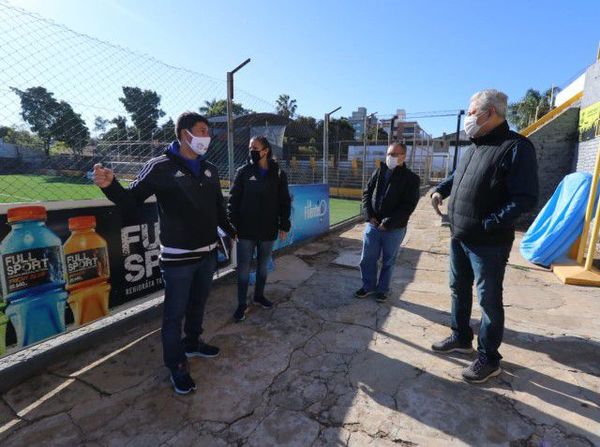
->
[250, 150, 262, 165]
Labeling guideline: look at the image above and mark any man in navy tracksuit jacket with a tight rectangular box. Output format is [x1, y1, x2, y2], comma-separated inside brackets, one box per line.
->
[94, 112, 236, 395]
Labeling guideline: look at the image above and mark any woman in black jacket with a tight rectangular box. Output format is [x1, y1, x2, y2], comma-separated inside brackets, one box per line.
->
[228, 136, 291, 322]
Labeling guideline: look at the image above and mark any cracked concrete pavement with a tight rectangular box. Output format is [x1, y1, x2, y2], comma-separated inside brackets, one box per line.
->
[1, 195, 599, 446]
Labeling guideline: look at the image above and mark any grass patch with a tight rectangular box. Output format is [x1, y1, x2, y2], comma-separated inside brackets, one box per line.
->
[330, 198, 361, 225]
[0, 174, 103, 203]
[0, 175, 363, 226]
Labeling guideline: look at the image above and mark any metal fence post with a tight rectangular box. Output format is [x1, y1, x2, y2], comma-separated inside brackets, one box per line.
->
[226, 58, 251, 186]
[452, 110, 465, 172]
[323, 107, 341, 184]
[362, 111, 368, 190]
[323, 113, 328, 184]
[361, 111, 376, 190]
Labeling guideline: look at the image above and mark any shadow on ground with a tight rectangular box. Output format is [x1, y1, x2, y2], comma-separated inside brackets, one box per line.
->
[1, 198, 599, 446]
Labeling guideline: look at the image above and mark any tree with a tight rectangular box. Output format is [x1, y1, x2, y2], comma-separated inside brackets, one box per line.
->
[508, 86, 561, 131]
[0, 126, 44, 148]
[366, 126, 389, 142]
[119, 86, 165, 141]
[94, 116, 110, 135]
[11, 86, 90, 155]
[111, 116, 128, 131]
[50, 101, 90, 154]
[199, 99, 251, 117]
[285, 115, 317, 144]
[99, 116, 128, 143]
[10, 86, 61, 155]
[542, 86, 561, 111]
[317, 117, 356, 142]
[276, 94, 297, 119]
[156, 118, 176, 142]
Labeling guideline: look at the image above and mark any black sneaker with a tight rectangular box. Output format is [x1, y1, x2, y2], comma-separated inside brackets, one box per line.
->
[185, 341, 220, 358]
[170, 363, 196, 395]
[234, 304, 248, 322]
[354, 288, 375, 299]
[431, 335, 474, 354]
[462, 357, 501, 383]
[253, 296, 273, 309]
[375, 292, 388, 303]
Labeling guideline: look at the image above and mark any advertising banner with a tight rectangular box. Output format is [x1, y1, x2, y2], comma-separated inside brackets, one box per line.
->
[273, 183, 329, 251]
[579, 101, 600, 142]
[0, 201, 233, 357]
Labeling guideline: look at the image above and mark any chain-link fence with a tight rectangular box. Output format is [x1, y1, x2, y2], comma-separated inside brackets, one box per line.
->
[0, 3, 454, 207]
[0, 3, 281, 203]
[281, 139, 443, 198]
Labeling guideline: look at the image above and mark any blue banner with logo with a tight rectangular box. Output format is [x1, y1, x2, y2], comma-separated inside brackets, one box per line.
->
[273, 183, 329, 251]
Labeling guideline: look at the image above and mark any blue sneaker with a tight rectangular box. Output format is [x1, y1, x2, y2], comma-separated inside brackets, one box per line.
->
[253, 296, 273, 309]
[185, 341, 220, 358]
[170, 363, 196, 395]
[233, 304, 248, 322]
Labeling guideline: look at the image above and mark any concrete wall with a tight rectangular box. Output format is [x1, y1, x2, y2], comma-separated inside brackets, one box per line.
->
[575, 60, 600, 173]
[0, 142, 18, 158]
[0, 142, 45, 161]
[527, 107, 580, 217]
[555, 72, 585, 107]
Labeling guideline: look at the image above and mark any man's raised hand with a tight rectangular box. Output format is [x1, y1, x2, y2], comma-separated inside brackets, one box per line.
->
[93, 163, 114, 188]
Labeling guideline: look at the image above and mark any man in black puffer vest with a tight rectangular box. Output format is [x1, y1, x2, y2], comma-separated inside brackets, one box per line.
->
[430, 89, 539, 383]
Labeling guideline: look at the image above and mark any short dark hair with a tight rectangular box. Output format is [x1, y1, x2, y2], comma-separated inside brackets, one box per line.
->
[251, 135, 273, 159]
[176, 112, 209, 140]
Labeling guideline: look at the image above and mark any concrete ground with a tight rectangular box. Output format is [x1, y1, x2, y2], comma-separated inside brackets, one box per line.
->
[1, 197, 599, 446]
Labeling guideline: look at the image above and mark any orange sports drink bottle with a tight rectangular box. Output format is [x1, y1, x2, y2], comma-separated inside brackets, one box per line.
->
[64, 216, 111, 325]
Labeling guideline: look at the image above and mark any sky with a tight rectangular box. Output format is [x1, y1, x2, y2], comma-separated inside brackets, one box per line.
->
[2, 0, 600, 137]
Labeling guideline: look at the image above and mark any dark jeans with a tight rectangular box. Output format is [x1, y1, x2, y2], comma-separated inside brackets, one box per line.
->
[237, 239, 275, 305]
[160, 252, 217, 369]
[449, 237, 511, 366]
[359, 223, 407, 293]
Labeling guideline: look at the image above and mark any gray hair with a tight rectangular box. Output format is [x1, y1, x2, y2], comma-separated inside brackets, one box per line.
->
[389, 142, 407, 154]
[470, 89, 508, 117]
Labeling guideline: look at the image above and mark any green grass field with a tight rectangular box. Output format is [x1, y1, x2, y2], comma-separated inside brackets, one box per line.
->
[0, 174, 361, 224]
[0, 175, 103, 203]
[329, 198, 361, 225]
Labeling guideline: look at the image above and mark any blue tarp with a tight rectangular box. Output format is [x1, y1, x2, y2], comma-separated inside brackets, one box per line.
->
[520, 172, 599, 267]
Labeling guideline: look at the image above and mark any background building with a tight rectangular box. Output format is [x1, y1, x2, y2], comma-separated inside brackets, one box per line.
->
[348, 107, 377, 140]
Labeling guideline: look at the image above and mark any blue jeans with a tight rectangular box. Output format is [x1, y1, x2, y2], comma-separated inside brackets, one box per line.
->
[359, 223, 407, 294]
[160, 252, 217, 369]
[237, 239, 275, 306]
[449, 238, 511, 366]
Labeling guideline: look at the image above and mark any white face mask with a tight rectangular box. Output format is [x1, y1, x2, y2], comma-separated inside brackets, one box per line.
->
[386, 155, 398, 170]
[185, 129, 210, 155]
[464, 111, 489, 138]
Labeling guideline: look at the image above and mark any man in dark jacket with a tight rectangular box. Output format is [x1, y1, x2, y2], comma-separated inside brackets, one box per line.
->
[93, 112, 236, 395]
[430, 89, 539, 384]
[356, 142, 420, 303]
